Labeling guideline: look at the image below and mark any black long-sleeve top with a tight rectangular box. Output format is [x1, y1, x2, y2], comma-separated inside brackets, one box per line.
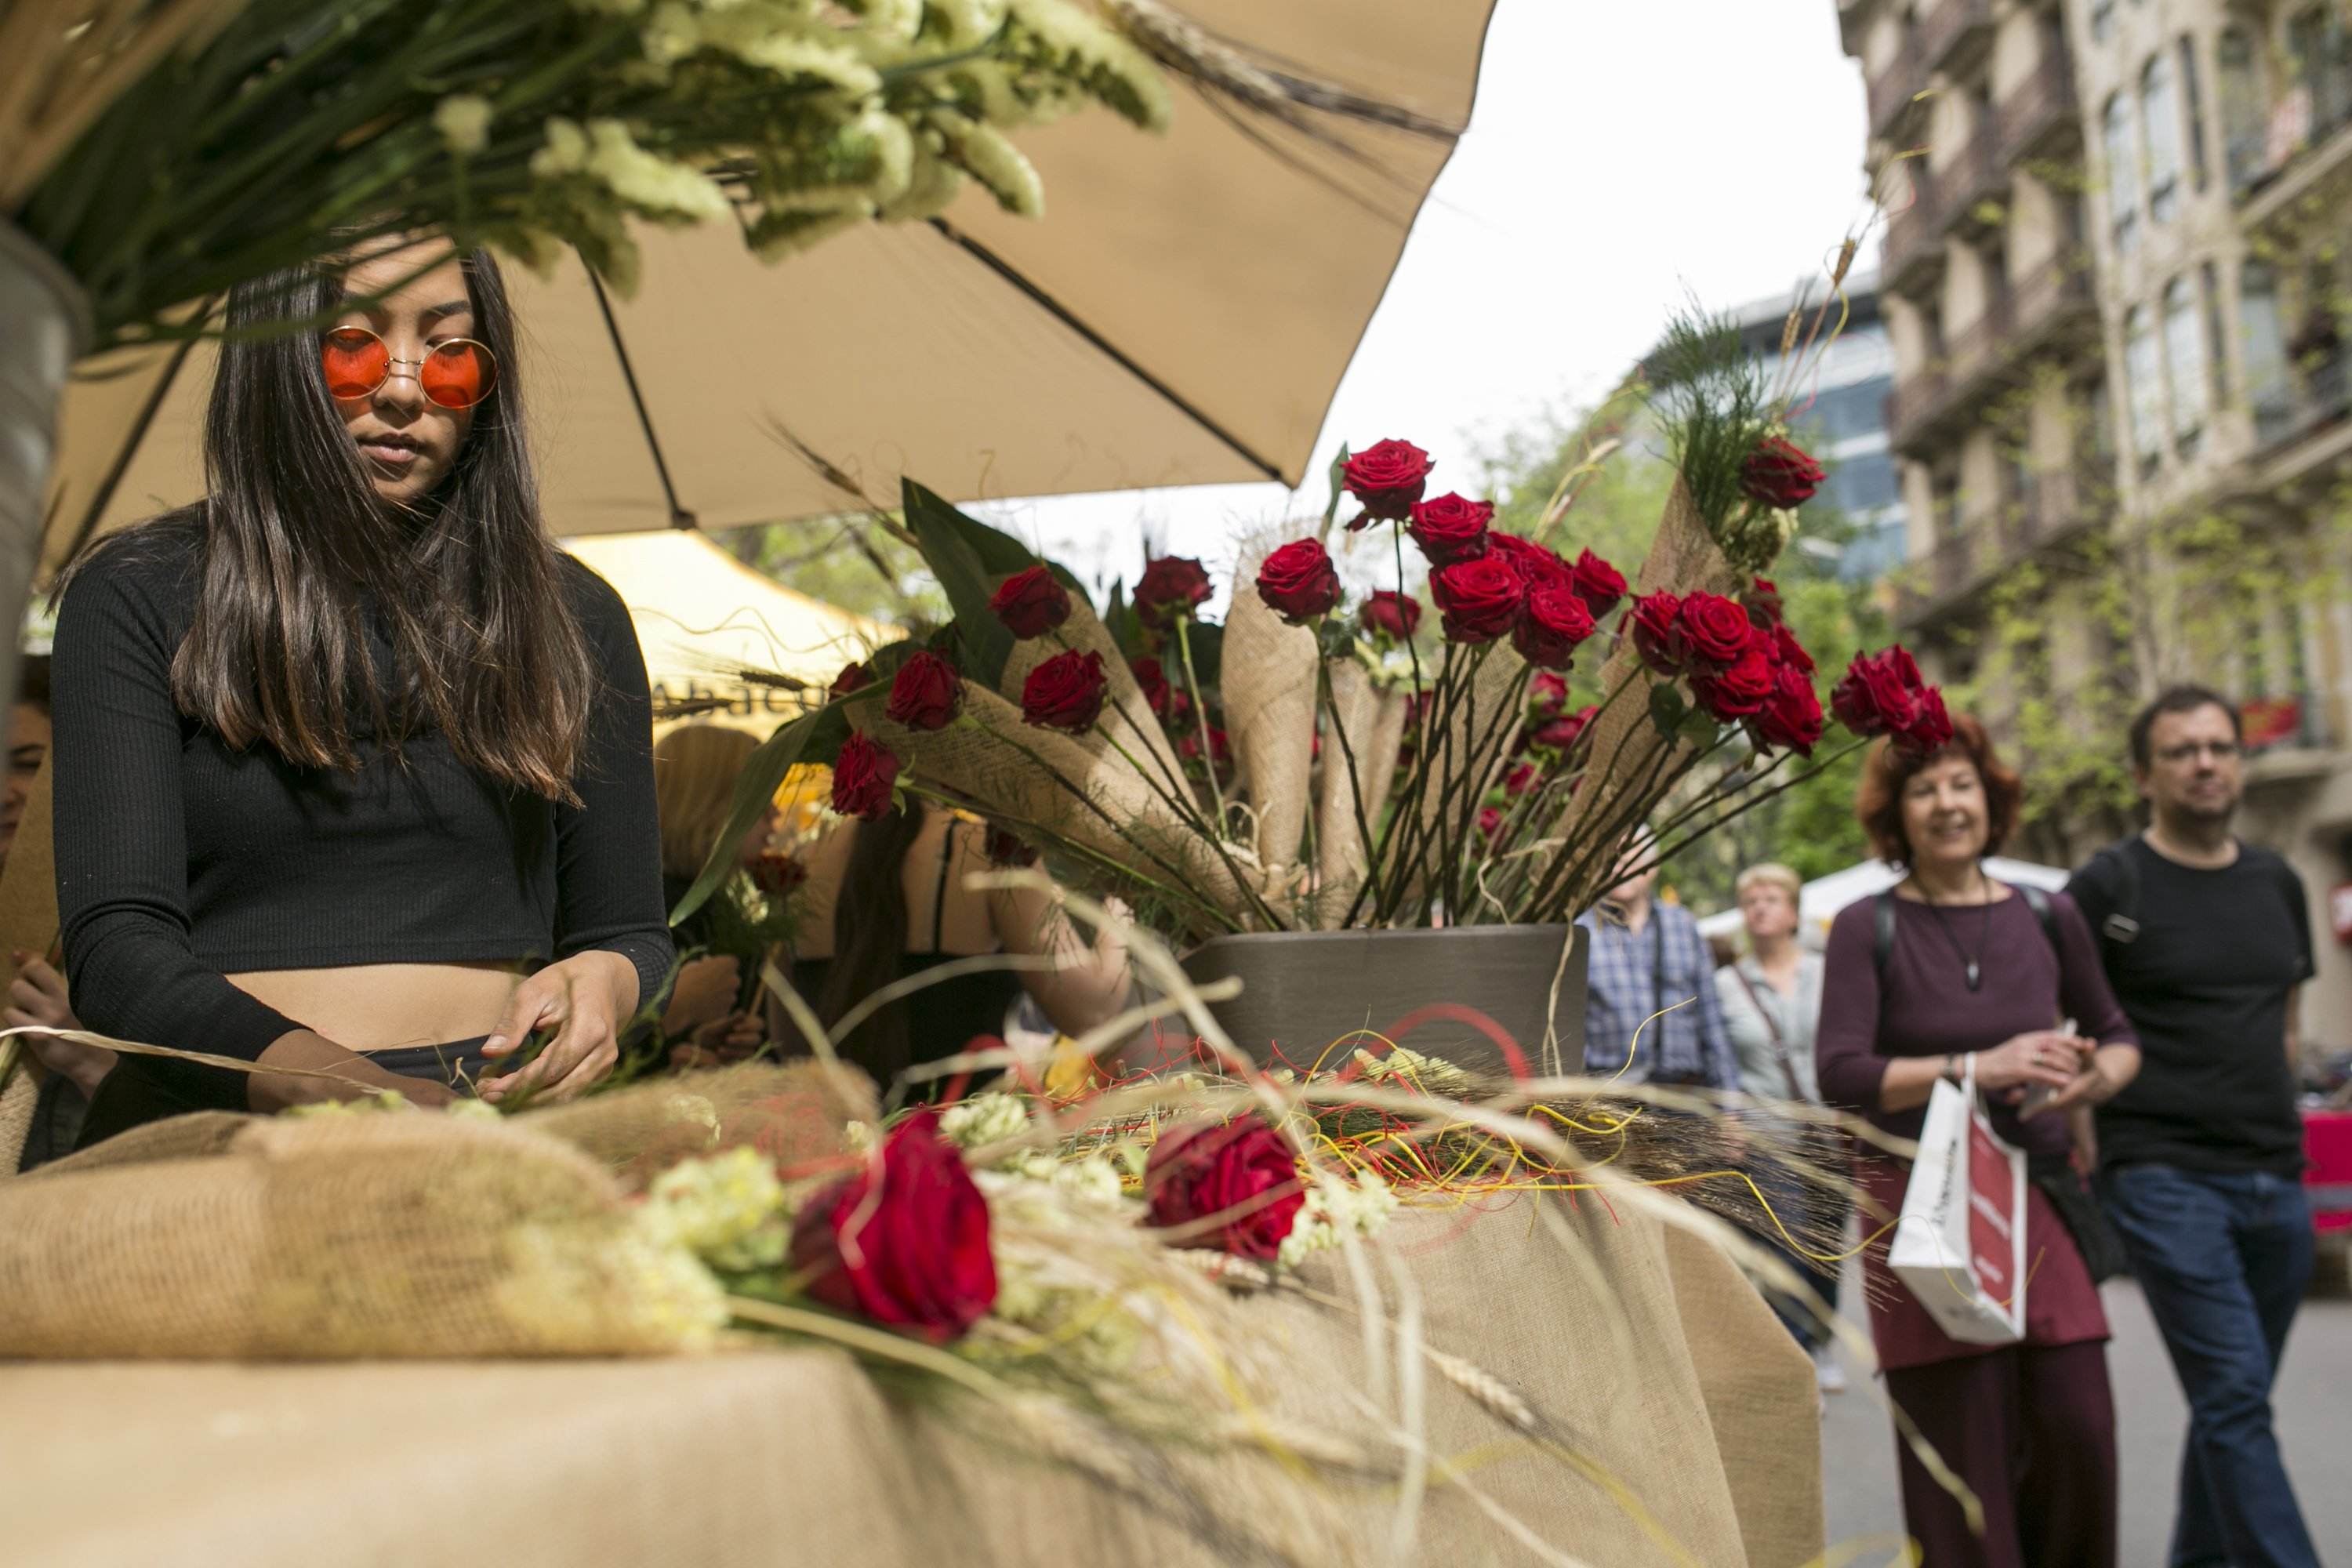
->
[50, 521, 673, 1094]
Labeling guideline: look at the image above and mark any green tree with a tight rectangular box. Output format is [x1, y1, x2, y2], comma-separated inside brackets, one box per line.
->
[713, 513, 946, 628]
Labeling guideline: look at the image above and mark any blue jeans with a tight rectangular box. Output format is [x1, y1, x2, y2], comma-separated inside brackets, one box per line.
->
[2100, 1162, 2318, 1568]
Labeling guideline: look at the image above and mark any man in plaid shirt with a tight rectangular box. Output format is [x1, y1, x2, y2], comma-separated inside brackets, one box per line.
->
[1577, 835, 1737, 1087]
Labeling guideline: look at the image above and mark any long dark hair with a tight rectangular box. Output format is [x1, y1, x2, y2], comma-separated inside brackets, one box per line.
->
[813, 802, 930, 1086]
[138, 247, 591, 800]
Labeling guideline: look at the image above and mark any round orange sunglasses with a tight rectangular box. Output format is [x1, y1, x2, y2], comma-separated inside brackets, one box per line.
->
[321, 325, 499, 409]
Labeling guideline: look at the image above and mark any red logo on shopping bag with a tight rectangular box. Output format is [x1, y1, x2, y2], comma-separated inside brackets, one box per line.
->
[1966, 1115, 2016, 1297]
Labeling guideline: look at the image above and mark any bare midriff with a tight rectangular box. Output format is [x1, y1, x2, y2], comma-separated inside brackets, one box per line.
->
[225, 961, 524, 1052]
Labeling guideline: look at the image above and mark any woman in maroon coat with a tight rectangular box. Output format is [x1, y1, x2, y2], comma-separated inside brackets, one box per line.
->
[1817, 715, 2140, 1568]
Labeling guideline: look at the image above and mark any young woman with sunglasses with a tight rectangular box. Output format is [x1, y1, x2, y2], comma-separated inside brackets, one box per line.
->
[51, 238, 673, 1138]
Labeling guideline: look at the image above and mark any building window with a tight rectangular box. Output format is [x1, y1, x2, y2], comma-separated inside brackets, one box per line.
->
[2091, 0, 2117, 45]
[2125, 305, 2165, 474]
[2201, 260, 2230, 404]
[2142, 55, 2182, 225]
[2180, 36, 2210, 191]
[2162, 275, 2206, 451]
[2288, 6, 2352, 138]
[2240, 260, 2290, 441]
[2218, 27, 2264, 191]
[2103, 93, 2141, 255]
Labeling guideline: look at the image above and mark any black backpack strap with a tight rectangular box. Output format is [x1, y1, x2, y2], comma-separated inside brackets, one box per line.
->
[1872, 889, 1897, 980]
[2018, 882, 2060, 954]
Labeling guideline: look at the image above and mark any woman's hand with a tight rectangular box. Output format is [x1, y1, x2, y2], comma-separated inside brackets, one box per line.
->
[479, 950, 636, 1105]
[249, 1030, 459, 1112]
[661, 954, 741, 1037]
[667, 1011, 765, 1072]
[6, 952, 114, 1096]
[1972, 1031, 2089, 1094]
[2026, 1041, 2140, 1120]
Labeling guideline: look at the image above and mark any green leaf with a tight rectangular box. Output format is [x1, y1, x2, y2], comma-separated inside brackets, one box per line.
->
[1181, 619, 1224, 691]
[669, 701, 849, 927]
[901, 478, 1098, 687]
[1104, 579, 1145, 659]
[1646, 681, 1688, 739]
[1322, 442, 1352, 530]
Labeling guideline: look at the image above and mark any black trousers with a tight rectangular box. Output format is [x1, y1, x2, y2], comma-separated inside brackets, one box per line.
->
[74, 1037, 492, 1152]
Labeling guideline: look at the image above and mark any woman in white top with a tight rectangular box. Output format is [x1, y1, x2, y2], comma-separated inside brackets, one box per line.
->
[1712, 862, 1846, 1392]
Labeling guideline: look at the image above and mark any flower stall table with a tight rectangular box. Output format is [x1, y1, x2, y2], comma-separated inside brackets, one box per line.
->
[0, 1195, 1820, 1568]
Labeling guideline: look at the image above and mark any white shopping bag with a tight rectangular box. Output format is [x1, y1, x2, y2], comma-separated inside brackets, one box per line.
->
[1887, 1058, 2027, 1345]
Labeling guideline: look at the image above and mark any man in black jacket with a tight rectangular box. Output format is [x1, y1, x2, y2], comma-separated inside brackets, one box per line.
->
[2067, 685, 2318, 1568]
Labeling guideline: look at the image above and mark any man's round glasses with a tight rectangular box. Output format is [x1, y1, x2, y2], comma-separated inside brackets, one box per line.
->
[321, 326, 499, 409]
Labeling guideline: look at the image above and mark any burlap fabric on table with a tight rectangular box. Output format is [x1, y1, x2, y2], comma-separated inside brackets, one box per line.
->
[0, 1184, 1820, 1566]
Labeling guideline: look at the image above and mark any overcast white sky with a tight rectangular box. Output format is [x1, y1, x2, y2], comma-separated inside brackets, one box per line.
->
[977, 0, 1879, 597]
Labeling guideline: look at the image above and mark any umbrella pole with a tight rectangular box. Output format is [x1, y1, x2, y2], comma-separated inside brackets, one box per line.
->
[0, 221, 89, 713]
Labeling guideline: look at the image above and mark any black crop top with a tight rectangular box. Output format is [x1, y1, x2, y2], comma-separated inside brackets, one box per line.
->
[49, 521, 675, 1071]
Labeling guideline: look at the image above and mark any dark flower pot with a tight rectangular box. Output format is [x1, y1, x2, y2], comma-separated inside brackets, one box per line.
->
[1178, 925, 1588, 1079]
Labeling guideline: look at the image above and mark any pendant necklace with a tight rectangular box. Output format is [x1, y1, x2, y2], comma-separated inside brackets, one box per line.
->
[1920, 866, 1994, 992]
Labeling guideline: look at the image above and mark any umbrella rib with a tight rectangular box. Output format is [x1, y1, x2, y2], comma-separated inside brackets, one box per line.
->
[586, 264, 698, 530]
[56, 301, 218, 572]
[924, 217, 1289, 485]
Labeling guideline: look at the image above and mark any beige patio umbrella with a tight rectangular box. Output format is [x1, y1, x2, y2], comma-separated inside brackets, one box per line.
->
[559, 528, 892, 740]
[38, 2, 1498, 575]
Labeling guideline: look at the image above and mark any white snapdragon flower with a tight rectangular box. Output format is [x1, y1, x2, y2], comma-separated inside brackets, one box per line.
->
[584, 118, 732, 221]
[641, 2, 702, 67]
[638, 1145, 790, 1270]
[940, 1090, 1030, 1150]
[529, 117, 591, 178]
[939, 119, 1044, 217]
[433, 95, 494, 157]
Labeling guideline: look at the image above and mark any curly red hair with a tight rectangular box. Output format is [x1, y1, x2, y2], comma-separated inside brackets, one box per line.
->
[1853, 712, 2024, 868]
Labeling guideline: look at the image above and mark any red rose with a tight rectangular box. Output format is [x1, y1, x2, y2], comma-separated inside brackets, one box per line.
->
[1567, 550, 1626, 619]
[1130, 655, 1174, 718]
[1692, 644, 1775, 720]
[1677, 592, 1755, 671]
[751, 851, 808, 898]
[1342, 437, 1435, 524]
[1254, 538, 1342, 624]
[1487, 532, 1570, 588]
[1430, 556, 1526, 644]
[1178, 725, 1232, 773]
[989, 564, 1071, 639]
[1630, 592, 1686, 673]
[1830, 645, 1926, 738]
[831, 661, 873, 699]
[1477, 805, 1505, 840]
[1530, 705, 1597, 753]
[1900, 686, 1955, 755]
[1745, 575, 1783, 626]
[1022, 648, 1108, 732]
[1512, 583, 1598, 671]
[1753, 663, 1825, 755]
[1528, 670, 1571, 717]
[1406, 493, 1494, 564]
[830, 732, 900, 820]
[1741, 435, 1824, 509]
[884, 650, 963, 731]
[1769, 621, 1814, 676]
[1142, 1118, 1305, 1261]
[1360, 590, 1422, 641]
[1135, 556, 1212, 629]
[1504, 761, 1538, 797]
[789, 1109, 997, 1342]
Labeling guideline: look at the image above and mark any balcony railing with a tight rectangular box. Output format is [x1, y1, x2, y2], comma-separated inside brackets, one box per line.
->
[2253, 345, 2351, 455]
[1939, 129, 2006, 236]
[2232, 76, 2352, 204]
[1883, 165, 1944, 294]
[2006, 252, 2097, 347]
[1896, 461, 2116, 626]
[1920, 0, 1994, 78]
[1997, 51, 2080, 168]
[1869, 35, 1926, 140]
[1889, 264, 2096, 457]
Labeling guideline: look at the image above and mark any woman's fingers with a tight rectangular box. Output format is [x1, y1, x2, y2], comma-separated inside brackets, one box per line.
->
[543, 1038, 618, 1102]
[482, 976, 557, 1059]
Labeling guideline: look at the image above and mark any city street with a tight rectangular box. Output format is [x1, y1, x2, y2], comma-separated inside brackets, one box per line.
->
[1820, 1247, 2352, 1563]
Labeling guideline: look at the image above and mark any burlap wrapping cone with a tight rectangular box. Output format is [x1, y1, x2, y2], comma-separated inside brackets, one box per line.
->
[870, 689, 1254, 929]
[1218, 542, 1318, 900]
[1405, 642, 1526, 907]
[523, 1059, 873, 1189]
[0, 1112, 718, 1358]
[1312, 659, 1385, 911]
[999, 593, 1187, 801]
[21, 1108, 252, 1179]
[0, 1061, 34, 1174]
[1548, 477, 1740, 906]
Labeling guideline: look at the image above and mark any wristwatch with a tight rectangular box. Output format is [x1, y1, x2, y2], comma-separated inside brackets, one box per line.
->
[1943, 1053, 1963, 1083]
